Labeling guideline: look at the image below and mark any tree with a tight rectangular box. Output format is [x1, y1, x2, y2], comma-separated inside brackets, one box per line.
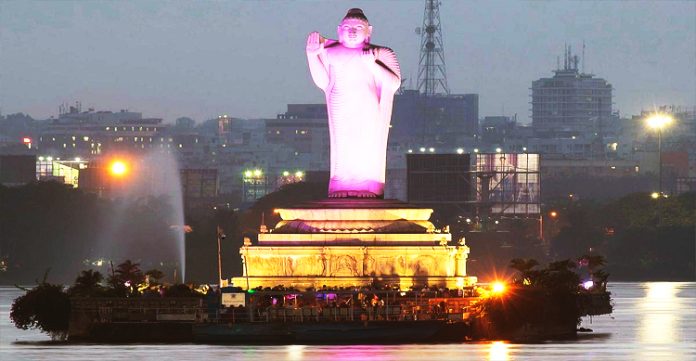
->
[145, 269, 164, 284]
[539, 259, 580, 293]
[509, 258, 539, 285]
[68, 269, 104, 297]
[107, 260, 144, 296]
[10, 272, 70, 340]
[162, 283, 202, 298]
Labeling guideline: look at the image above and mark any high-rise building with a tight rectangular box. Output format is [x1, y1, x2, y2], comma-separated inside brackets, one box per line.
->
[391, 91, 479, 147]
[531, 47, 612, 138]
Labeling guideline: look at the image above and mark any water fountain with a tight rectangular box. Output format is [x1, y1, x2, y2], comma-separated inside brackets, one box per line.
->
[94, 150, 186, 282]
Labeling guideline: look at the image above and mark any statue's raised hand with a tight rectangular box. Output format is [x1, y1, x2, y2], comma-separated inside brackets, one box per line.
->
[361, 47, 377, 65]
[306, 31, 325, 56]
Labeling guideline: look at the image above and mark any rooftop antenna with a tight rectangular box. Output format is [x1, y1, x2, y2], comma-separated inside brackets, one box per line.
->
[582, 40, 586, 73]
[416, 0, 450, 96]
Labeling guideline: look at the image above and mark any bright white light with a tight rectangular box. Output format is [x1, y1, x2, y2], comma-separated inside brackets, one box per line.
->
[287, 345, 305, 361]
[295, 171, 304, 178]
[522, 147, 527, 152]
[47, 157, 53, 161]
[74, 157, 81, 162]
[253, 169, 263, 177]
[646, 113, 674, 130]
[244, 170, 253, 178]
[582, 280, 594, 290]
[419, 147, 426, 152]
[465, 218, 471, 223]
[456, 148, 464, 154]
[428, 147, 435, 153]
[491, 282, 505, 294]
[282, 171, 290, 177]
[38, 156, 44, 161]
[495, 147, 502, 153]
[109, 161, 127, 176]
[474, 148, 479, 153]
[489, 341, 509, 361]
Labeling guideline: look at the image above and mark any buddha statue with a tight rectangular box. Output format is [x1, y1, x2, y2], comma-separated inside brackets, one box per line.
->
[306, 8, 401, 198]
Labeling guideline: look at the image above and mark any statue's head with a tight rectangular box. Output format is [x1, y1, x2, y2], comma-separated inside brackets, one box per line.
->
[338, 8, 372, 49]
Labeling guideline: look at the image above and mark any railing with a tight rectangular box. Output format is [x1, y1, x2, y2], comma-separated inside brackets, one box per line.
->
[71, 295, 480, 325]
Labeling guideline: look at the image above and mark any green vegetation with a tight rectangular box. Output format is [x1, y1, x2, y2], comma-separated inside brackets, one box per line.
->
[480, 256, 611, 339]
[549, 192, 695, 280]
[10, 260, 204, 338]
[10, 271, 70, 341]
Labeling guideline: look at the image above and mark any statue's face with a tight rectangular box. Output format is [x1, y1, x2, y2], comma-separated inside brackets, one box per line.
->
[337, 18, 372, 48]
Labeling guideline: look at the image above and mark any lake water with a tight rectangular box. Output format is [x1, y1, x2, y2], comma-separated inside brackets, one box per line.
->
[1, 282, 695, 360]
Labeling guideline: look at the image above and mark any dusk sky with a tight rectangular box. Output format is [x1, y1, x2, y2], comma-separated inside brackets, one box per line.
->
[1, 0, 694, 124]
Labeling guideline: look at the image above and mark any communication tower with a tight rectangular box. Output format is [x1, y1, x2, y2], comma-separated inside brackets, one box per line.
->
[416, 0, 450, 96]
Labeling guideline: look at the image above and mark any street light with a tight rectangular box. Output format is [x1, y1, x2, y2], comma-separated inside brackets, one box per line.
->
[645, 112, 674, 196]
[109, 160, 128, 177]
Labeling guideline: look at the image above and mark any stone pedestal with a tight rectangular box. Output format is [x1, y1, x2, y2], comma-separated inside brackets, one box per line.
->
[232, 199, 476, 290]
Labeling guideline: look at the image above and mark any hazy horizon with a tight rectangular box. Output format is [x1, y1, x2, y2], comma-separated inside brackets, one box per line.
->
[1, 0, 694, 123]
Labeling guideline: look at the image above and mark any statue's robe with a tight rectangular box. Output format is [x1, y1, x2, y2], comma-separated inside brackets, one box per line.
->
[319, 42, 401, 197]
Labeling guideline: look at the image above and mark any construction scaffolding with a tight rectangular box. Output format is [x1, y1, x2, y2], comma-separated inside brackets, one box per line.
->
[474, 153, 540, 216]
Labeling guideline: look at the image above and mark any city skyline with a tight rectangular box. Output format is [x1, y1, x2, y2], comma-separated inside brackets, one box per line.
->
[1, 0, 694, 123]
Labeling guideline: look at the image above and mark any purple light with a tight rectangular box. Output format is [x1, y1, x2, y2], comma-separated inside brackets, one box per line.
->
[582, 280, 594, 290]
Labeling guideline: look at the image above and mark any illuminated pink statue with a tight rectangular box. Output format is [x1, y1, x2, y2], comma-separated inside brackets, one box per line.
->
[306, 8, 401, 198]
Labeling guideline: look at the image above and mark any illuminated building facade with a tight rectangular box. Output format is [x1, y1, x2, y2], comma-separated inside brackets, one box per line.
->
[232, 199, 476, 290]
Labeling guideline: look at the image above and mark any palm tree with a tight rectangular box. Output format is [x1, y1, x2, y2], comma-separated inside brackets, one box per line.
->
[69, 270, 104, 297]
[541, 259, 579, 292]
[114, 260, 144, 284]
[108, 260, 144, 296]
[509, 258, 540, 285]
[579, 253, 606, 273]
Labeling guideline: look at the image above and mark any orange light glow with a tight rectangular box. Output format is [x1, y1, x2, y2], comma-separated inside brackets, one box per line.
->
[491, 281, 506, 295]
[549, 211, 558, 218]
[109, 160, 128, 177]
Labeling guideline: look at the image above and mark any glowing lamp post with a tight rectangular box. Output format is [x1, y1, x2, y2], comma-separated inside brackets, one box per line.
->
[645, 113, 674, 196]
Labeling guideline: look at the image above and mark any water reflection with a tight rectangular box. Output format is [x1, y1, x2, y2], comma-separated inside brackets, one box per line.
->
[488, 341, 509, 361]
[639, 282, 680, 344]
[286, 345, 305, 361]
[2, 284, 695, 361]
